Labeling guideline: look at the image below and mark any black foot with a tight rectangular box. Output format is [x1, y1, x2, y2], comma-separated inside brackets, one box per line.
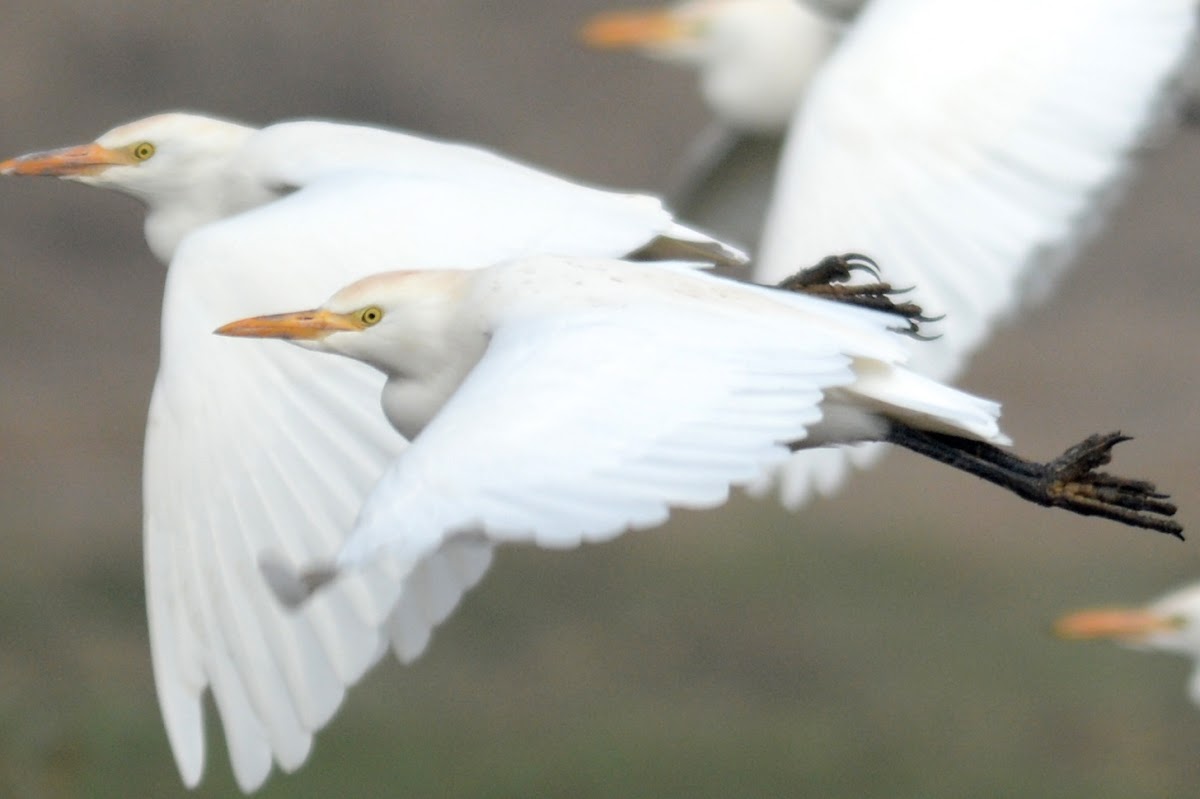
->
[1038, 433, 1180, 535]
[774, 253, 939, 339]
[885, 426, 1183, 539]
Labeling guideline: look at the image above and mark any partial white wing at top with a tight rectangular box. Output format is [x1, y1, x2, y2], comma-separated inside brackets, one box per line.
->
[756, 0, 1198, 506]
[145, 167, 741, 792]
[243, 120, 747, 266]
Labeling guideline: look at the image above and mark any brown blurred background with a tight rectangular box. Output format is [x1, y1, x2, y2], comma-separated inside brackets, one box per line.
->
[0, 2, 1198, 796]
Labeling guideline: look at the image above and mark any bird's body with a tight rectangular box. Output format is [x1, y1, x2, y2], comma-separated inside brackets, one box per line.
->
[586, 0, 1199, 506]
[220, 252, 1181, 615]
[273, 257, 1007, 445]
[217, 255, 1008, 591]
[0, 112, 744, 792]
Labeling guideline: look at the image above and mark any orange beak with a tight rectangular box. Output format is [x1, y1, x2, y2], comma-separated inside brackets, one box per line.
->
[579, 8, 691, 49]
[214, 309, 361, 341]
[0, 143, 133, 177]
[1053, 607, 1182, 641]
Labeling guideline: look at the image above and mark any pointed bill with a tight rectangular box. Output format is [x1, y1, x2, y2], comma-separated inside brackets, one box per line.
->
[1054, 608, 1182, 640]
[0, 143, 132, 176]
[214, 309, 360, 340]
[579, 8, 690, 48]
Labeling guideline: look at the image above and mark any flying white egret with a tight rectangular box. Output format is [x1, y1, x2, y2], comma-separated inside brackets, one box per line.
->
[581, 0, 840, 209]
[584, 0, 1199, 507]
[0, 112, 745, 793]
[1055, 583, 1200, 702]
[581, 0, 838, 135]
[216, 254, 1180, 606]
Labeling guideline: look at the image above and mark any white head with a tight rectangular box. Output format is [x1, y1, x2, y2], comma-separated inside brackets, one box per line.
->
[1056, 583, 1200, 701]
[581, 0, 838, 131]
[214, 270, 471, 376]
[0, 112, 256, 203]
[1056, 584, 1200, 655]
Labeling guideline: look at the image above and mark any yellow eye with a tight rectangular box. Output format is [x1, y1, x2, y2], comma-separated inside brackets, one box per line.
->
[359, 306, 383, 326]
[132, 142, 156, 161]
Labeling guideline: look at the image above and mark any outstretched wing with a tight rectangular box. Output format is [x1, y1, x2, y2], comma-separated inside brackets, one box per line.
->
[247, 119, 748, 268]
[292, 302, 887, 614]
[755, 0, 1197, 505]
[146, 168, 741, 791]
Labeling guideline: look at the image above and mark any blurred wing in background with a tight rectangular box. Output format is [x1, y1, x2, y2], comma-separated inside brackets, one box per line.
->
[755, 0, 1198, 507]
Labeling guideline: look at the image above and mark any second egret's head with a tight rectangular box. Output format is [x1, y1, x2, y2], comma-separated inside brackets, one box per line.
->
[0, 112, 254, 202]
[215, 270, 469, 374]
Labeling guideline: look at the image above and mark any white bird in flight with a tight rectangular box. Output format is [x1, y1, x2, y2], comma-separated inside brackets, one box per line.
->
[216, 255, 1180, 606]
[0, 112, 744, 793]
[584, 0, 1199, 506]
[581, 0, 840, 211]
[582, 0, 839, 135]
[1055, 583, 1200, 703]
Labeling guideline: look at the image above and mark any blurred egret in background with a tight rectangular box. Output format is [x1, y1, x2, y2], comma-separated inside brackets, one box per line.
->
[1057, 582, 1200, 703]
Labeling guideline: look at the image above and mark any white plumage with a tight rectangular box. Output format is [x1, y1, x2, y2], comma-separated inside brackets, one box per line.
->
[584, 0, 1199, 507]
[0, 112, 743, 793]
[214, 255, 1007, 605]
[582, 0, 839, 133]
[757, 0, 1197, 505]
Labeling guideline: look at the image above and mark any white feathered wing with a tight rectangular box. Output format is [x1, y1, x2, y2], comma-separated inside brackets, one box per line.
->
[755, 0, 1198, 507]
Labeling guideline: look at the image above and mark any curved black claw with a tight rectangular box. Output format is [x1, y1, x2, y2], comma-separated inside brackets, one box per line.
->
[774, 253, 939, 340]
[837, 252, 882, 280]
[775, 253, 879, 291]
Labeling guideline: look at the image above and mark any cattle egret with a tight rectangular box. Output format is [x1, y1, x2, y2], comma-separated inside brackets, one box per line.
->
[581, 0, 838, 134]
[0, 112, 745, 792]
[1055, 583, 1200, 702]
[581, 0, 839, 208]
[217, 255, 1180, 607]
[585, 0, 1199, 507]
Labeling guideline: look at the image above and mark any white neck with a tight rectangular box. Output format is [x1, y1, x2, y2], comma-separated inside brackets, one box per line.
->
[332, 272, 487, 438]
[702, 5, 840, 132]
[142, 171, 281, 262]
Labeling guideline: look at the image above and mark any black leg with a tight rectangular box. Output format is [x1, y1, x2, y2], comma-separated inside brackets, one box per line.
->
[884, 425, 1182, 539]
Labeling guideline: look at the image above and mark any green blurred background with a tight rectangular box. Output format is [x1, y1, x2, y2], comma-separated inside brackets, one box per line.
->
[1, 2, 1198, 796]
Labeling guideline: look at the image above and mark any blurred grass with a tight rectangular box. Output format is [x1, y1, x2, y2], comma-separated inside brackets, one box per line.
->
[1, 491, 1196, 798]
